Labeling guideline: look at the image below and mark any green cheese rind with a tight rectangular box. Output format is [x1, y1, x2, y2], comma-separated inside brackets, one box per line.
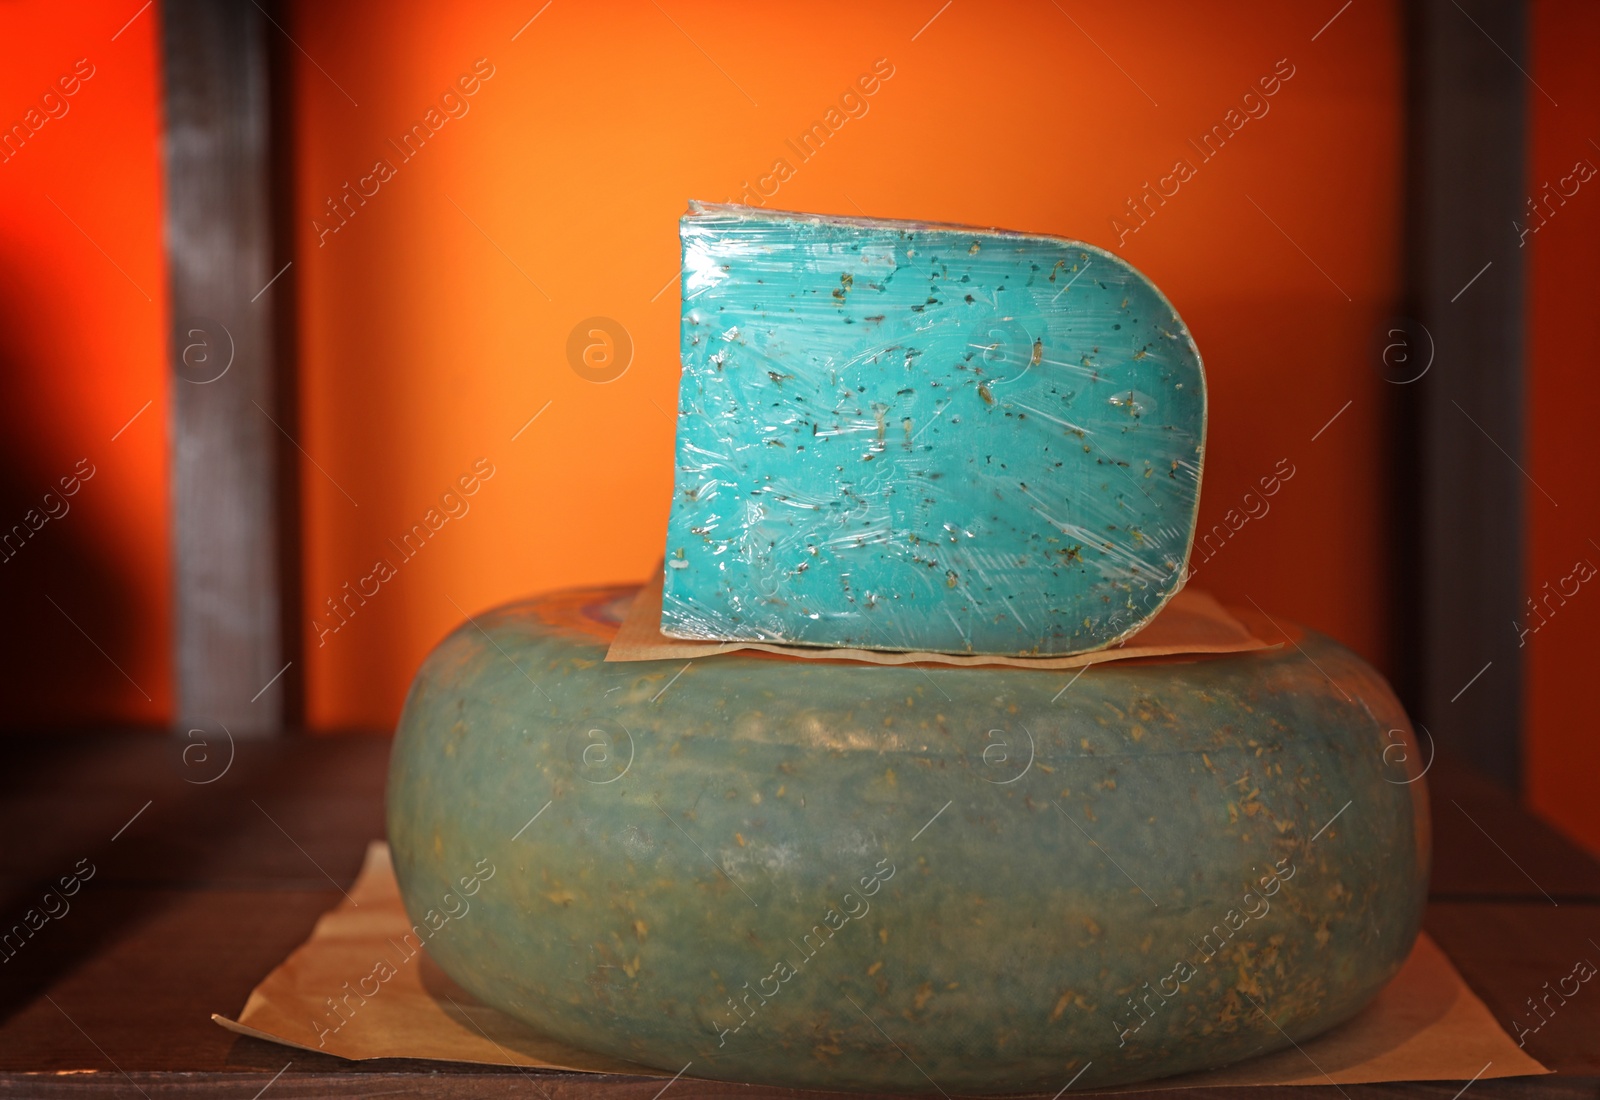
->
[388, 586, 1428, 1094]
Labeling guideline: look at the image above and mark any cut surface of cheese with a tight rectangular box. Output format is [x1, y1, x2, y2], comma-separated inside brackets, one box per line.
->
[662, 202, 1206, 656]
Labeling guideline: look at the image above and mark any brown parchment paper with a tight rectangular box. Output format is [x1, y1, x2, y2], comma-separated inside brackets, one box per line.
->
[215, 843, 1547, 1090]
[606, 573, 1274, 669]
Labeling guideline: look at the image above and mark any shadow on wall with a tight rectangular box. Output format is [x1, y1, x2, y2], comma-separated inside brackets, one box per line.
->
[0, 251, 160, 731]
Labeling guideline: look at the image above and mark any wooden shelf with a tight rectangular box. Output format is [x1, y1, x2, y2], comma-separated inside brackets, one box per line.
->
[2, 733, 1595, 1097]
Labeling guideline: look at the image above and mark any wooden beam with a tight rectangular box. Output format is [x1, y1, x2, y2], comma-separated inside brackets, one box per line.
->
[163, 0, 293, 735]
[1400, 0, 1529, 784]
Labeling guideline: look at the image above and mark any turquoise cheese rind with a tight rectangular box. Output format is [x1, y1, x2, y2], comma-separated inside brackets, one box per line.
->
[662, 202, 1206, 656]
[388, 585, 1429, 1095]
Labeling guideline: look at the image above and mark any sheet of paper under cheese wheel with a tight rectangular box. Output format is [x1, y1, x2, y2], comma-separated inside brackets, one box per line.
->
[660, 202, 1206, 656]
[386, 585, 1430, 1095]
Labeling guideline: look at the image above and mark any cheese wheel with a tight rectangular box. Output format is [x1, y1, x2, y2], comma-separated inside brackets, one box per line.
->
[388, 585, 1427, 1093]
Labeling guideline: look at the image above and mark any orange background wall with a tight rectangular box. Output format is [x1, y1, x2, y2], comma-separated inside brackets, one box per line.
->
[0, 1, 170, 727]
[1523, 0, 1600, 853]
[3, 1, 1594, 858]
[290, 0, 1403, 731]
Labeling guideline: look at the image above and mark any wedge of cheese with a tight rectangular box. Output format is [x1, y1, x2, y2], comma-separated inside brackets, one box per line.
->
[662, 202, 1206, 656]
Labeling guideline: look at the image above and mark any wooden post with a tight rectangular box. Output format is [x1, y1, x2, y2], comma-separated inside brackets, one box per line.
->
[163, 0, 295, 734]
[1399, 0, 1528, 783]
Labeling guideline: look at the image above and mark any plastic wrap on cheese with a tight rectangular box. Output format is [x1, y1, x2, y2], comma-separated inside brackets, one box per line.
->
[661, 202, 1206, 656]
